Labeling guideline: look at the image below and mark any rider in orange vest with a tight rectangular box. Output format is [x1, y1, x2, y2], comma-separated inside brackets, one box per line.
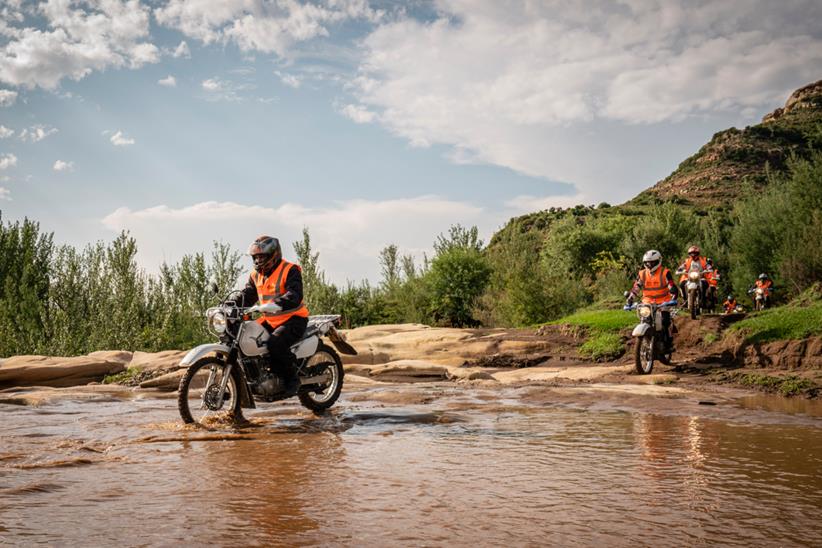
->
[749, 273, 774, 308]
[722, 295, 737, 314]
[677, 245, 711, 300]
[627, 249, 678, 351]
[239, 235, 310, 395]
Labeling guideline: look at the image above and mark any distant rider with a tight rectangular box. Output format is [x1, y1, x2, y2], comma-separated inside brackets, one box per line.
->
[748, 273, 774, 308]
[722, 295, 737, 314]
[238, 235, 310, 395]
[676, 245, 712, 301]
[626, 250, 679, 352]
[705, 258, 720, 309]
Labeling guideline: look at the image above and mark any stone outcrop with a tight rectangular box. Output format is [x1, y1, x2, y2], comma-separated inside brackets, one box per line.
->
[0, 355, 127, 389]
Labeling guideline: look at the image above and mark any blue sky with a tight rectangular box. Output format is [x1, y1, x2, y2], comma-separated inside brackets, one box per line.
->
[1, 0, 821, 282]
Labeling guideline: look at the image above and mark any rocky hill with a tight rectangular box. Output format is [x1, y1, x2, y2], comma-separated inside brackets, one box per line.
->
[633, 79, 822, 206]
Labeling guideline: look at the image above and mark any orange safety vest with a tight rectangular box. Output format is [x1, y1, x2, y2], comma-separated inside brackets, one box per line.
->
[253, 260, 310, 330]
[640, 267, 672, 304]
[723, 299, 736, 312]
[755, 279, 773, 295]
[705, 268, 719, 287]
[679, 256, 708, 283]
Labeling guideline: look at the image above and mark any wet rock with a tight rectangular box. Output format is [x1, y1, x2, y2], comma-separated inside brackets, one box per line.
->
[367, 360, 451, 382]
[0, 355, 126, 389]
[139, 369, 186, 390]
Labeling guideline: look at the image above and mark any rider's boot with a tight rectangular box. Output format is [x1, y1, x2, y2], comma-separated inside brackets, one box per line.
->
[280, 356, 300, 397]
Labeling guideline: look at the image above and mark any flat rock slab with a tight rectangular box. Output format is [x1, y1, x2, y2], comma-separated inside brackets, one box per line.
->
[0, 356, 126, 389]
[139, 369, 186, 390]
[130, 350, 187, 374]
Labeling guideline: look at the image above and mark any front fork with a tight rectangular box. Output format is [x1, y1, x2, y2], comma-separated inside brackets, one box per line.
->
[201, 362, 233, 410]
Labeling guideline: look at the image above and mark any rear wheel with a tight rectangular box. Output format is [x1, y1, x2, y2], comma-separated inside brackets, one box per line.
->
[298, 344, 344, 414]
[178, 357, 242, 425]
[634, 332, 655, 374]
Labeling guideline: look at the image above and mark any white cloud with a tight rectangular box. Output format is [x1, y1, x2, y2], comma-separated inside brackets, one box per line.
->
[201, 77, 254, 102]
[0, 153, 17, 170]
[101, 196, 489, 282]
[155, 0, 384, 57]
[0, 187, 10, 201]
[110, 130, 135, 146]
[275, 70, 301, 89]
[0, 125, 13, 139]
[0, 89, 17, 106]
[339, 103, 376, 124]
[0, 0, 159, 89]
[173, 40, 191, 59]
[53, 159, 74, 172]
[351, 0, 822, 201]
[19, 124, 58, 143]
[158, 75, 177, 87]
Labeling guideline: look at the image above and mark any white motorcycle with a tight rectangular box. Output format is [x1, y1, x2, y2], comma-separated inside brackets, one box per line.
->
[676, 262, 710, 320]
[177, 289, 356, 425]
[624, 299, 678, 374]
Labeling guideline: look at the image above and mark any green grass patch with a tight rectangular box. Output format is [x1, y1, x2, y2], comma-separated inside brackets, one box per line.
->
[102, 367, 140, 385]
[729, 301, 822, 343]
[703, 332, 719, 346]
[735, 373, 818, 397]
[548, 309, 636, 332]
[579, 332, 625, 361]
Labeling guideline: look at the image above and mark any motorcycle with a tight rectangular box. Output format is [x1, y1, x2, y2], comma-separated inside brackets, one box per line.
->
[624, 300, 678, 374]
[177, 289, 357, 425]
[751, 286, 769, 311]
[676, 263, 709, 319]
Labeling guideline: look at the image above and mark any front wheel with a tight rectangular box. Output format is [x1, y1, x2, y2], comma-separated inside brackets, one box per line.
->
[688, 290, 698, 320]
[755, 299, 764, 312]
[298, 343, 344, 414]
[178, 357, 242, 425]
[634, 332, 655, 374]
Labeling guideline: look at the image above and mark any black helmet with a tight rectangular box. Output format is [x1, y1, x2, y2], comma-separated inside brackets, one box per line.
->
[248, 235, 281, 273]
[758, 273, 768, 280]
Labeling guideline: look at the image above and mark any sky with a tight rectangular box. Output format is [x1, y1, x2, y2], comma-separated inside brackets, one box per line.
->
[1, 0, 821, 283]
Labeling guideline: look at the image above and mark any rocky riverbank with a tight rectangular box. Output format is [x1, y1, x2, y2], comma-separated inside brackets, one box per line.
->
[1, 317, 820, 407]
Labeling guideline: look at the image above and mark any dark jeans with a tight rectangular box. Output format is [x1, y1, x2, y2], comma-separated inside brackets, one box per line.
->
[264, 316, 308, 375]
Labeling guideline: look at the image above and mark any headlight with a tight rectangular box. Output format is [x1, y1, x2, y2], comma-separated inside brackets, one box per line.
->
[207, 308, 227, 334]
[689, 271, 700, 282]
[638, 306, 652, 318]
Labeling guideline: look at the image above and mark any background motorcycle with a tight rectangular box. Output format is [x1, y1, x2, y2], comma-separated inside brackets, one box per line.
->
[624, 300, 678, 374]
[676, 263, 708, 320]
[177, 289, 357, 425]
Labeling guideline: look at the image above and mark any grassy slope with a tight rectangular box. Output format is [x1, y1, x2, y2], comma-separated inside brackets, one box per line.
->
[548, 309, 636, 361]
[729, 301, 822, 343]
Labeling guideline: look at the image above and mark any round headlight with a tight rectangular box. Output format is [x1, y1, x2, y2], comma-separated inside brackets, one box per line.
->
[639, 306, 652, 318]
[689, 271, 700, 281]
[208, 309, 227, 334]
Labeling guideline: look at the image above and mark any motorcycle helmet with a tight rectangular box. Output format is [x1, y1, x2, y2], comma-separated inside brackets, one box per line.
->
[758, 273, 768, 280]
[248, 235, 281, 273]
[687, 245, 700, 257]
[642, 249, 662, 272]
[727, 294, 733, 300]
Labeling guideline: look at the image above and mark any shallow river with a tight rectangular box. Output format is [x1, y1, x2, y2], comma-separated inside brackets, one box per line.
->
[1, 384, 821, 546]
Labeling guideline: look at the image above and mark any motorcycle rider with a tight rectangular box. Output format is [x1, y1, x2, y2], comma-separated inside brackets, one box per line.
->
[626, 250, 679, 352]
[723, 294, 738, 314]
[748, 273, 774, 308]
[677, 245, 711, 302]
[704, 258, 720, 309]
[238, 235, 310, 395]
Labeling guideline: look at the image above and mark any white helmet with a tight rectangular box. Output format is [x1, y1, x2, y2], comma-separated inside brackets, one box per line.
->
[642, 249, 662, 272]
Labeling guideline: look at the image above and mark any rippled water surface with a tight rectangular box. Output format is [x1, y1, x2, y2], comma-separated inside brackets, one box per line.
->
[1, 385, 821, 546]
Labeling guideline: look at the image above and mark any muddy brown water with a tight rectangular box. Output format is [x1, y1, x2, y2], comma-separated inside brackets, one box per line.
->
[1, 385, 821, 547]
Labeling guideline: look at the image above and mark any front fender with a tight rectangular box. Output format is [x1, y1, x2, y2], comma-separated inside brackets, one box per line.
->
[632, 323, 651, 338]
[180, 343, 231, 367]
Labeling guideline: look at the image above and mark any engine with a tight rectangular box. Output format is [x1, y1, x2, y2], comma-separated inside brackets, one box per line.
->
[254, 370, 283, 399]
